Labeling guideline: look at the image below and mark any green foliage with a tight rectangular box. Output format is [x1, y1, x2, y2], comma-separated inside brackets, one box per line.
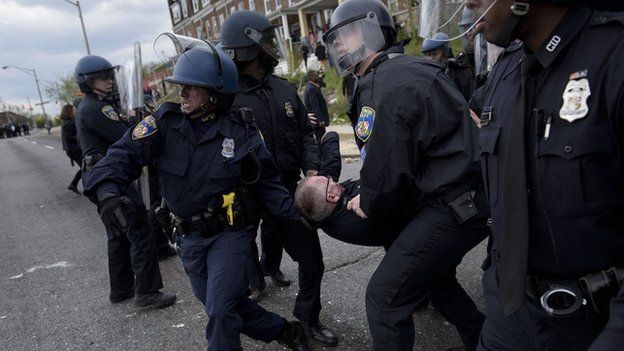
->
[44, 74, 80, 106]
[53, 117, 62, 127]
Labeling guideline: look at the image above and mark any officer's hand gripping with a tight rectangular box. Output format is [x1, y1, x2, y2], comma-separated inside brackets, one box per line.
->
[98, 195, 134, 237]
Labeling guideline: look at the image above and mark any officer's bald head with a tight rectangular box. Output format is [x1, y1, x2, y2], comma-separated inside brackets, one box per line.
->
[295, 176, 341, 223]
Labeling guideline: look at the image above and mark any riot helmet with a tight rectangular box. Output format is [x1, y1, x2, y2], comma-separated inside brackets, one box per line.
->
[74, 55, 119, 97]
[323, 0, 396, 77]
[219, 11, 286, 67]
[155, 33, 238, 95]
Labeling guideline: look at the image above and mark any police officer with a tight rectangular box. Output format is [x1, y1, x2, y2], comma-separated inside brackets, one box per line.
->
[453, 0, 624, 350]
[74, 55, 175, 307]
[324, 1, 489, 350]
[421, 32, 453, 64]
[82, 46, 312, 351]
[220, 11, 338, 346]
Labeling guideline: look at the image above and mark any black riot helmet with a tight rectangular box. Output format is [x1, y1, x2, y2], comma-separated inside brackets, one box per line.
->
[323, 0, 396, 76]
[74, 55, 119, 99]
[219, 11, 286, 66]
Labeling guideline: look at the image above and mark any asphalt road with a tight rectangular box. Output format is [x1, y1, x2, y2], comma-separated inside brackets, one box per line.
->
[0, 129, 488, 351]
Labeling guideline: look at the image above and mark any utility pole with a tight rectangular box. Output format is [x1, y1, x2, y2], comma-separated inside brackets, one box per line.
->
[63, 0, 91, 55]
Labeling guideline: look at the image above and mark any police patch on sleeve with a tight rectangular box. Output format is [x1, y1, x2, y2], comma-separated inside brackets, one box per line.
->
[559, 77, 591, 123]
[356, 106, 375, 142]
[221, 138, 235, 158]
[132, 115, 158, 140]
[101, 105, 120, 121]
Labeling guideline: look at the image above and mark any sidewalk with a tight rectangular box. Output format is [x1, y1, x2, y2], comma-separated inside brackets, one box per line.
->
[326, 124, 360, 158]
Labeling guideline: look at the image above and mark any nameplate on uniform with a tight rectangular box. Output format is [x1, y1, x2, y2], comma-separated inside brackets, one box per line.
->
[132, 115, 158, 140]
[102, 105, 119, 121]
[356, 106, 375, 142]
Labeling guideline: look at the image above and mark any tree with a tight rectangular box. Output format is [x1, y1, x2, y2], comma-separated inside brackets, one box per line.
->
[44, 74, 79, 106]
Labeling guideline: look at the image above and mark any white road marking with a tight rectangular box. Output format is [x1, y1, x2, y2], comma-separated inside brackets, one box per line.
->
[7, 261, 71, 279]
[0, 315, 6, 319]
[31, 141, 37, 144]
[44, 145, 54, 150]
[172, 324, 185, 328]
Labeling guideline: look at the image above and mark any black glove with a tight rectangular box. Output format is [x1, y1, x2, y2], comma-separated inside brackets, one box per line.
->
[98, 195, 134, 237]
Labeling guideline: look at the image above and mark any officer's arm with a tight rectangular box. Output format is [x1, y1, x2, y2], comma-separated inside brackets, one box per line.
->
[319, 131, 342, 182]
[295, 95, 320, 172]
[90, 105, 129, 145]
[83, 116, 163, 203]
[246, 129, 300, 221]
[588, 285, 624, 350]
[358, 93, 415, 218]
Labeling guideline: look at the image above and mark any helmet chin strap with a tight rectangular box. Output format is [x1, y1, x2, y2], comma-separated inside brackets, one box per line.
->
[496, 1, 531, 47]
[188, 96, 218, 119]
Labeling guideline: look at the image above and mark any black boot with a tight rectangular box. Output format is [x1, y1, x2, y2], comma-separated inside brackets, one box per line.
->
[306, 322, 338, 347]
[266, 269, 291, 287]
[133, 291, 177, 308]
[277, 321, 314, 351]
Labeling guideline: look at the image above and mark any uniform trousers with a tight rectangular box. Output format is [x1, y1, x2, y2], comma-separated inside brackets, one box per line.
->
[366, 196, 488, 351]
[179, 227, 286, 350]
[105, 186, 163, 295]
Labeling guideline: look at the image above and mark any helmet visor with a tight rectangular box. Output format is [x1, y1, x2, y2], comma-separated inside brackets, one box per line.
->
[418, 0, 495, 41]
[153, 32, 212, 63]
[325, 13, 385, 77]
[244, 26, 287, 62]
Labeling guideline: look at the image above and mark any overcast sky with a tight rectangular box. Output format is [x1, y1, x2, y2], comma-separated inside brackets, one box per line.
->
[0, 0, 172, 116]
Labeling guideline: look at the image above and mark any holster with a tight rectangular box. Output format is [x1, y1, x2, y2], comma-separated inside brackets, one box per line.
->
[580, 267, 624, 314]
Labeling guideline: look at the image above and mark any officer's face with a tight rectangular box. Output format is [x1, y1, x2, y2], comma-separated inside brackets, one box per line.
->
[92, 77, 113, 94]
[179, 85, 211, 114]
[466, 0, 514, 46]
[331, 24, 364, 61]
[423, 48, 447, 64]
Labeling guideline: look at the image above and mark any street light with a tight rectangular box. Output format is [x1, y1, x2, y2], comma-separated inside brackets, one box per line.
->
[2, 66, 49, 120]
[63, 0, 91, 55]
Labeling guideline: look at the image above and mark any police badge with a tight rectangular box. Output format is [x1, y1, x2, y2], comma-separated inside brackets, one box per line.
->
[132, 115, 158, 140]
[285, 101, 295, 118]
[559, 75, 591, 123]
[222, 138, 235, 158]
[356, 106, 375, 142]
[102, 105, 120, 121]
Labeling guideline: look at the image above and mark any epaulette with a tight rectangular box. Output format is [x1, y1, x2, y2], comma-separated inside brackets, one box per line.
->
[589, 11, 624, 27]
[153, 102, 180, 119]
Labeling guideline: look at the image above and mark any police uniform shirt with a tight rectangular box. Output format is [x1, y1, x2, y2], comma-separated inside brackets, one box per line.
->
[75, 93, 128, 157]
[233, 74, 319, 176]
[478, 7, 624, 277]
[350, 45, 480, 218]
[82, 103, 299, 221]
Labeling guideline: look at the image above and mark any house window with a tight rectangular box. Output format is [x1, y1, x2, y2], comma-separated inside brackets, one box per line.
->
[196, 25, 203, 38]
[212, 16, 218, 33]
[275, 0, 281, 10]
[238, 2, 244, 11]
[229, 5, 236, 14]
[192, 0, 199, 13]
[264, 0, 271, 13]
[248, 0, 255, 11]
[201, 0, 210, 6]
[181, 0, 189, 18]
[205, 19, 212, 37]
[171, 3, 182, 23]
[219, 13, 225, 26]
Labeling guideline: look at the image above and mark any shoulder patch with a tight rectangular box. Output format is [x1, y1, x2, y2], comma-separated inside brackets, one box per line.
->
[355, 106, 375, 143]
[101, 105, 119, 121]
[132, 115, 158, 140]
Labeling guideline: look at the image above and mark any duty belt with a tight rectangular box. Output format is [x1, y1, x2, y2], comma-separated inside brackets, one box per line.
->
[169, 192, 245, 238]
[527, 266, 624, 316]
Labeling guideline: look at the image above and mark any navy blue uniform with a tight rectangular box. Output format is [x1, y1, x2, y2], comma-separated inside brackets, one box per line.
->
[350, 45, 489, 350]
[446, 52, 476, 102]
[234, 73, 325, 326]
[84, 103, 302, 349]
[76, 93, 163, 299]
[477, 8, 624, 351]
